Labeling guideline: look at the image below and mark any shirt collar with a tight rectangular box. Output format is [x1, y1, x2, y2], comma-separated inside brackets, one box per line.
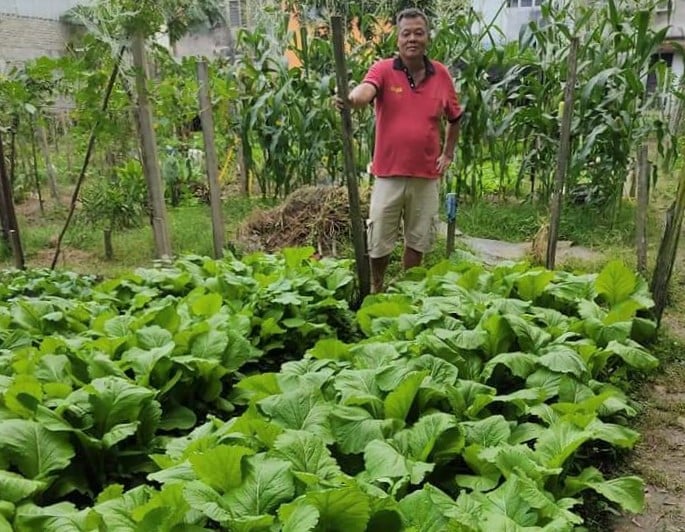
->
[393, 55, 436, 76]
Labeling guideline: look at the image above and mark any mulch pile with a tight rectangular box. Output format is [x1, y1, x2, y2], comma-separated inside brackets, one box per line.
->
[236, 185, 370, 256]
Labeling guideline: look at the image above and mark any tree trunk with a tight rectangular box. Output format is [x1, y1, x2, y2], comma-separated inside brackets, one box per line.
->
[131, 31, 173, 260]
[546, 37, 579, 270]
[197, 60, 226, 259]
[0, 129, 24, 269]
[62, 113, 73, 179]
[331, 16, 371, 302]
[37, 123, 60, 205]
[238, 140, 249, 196]
[29, 121, 45, 215]
[635, 145, 649, 276]
[104, 229, 114, 260]
[51, 47, 124, 270]
[651, 162, 685, 324]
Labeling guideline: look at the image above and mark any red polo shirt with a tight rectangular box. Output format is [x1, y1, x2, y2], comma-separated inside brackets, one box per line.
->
[363, 56, 463, 179]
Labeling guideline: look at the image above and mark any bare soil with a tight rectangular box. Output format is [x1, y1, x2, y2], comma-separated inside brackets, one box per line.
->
[612, 326, 685, 532]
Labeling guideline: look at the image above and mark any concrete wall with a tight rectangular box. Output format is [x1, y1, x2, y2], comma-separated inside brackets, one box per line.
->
[173, 26, 236, 59]
[0, 15, 75, 70]
[0, 0, 87, 20]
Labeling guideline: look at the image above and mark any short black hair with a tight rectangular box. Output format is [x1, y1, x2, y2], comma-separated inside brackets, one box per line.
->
[396, 8, 429, 28]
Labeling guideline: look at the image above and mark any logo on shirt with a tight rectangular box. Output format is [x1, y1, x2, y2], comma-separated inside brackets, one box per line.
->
[390, 85, 404, 94]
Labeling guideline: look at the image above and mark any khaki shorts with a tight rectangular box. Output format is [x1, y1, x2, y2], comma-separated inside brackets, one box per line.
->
[367, 176, 440, 259]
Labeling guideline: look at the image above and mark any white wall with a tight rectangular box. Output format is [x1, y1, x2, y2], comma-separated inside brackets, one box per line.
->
[0, 0, 89, 20]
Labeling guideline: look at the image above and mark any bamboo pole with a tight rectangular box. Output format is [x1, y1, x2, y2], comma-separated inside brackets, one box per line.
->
[132, 32, 173, 260]
[331, 15, 371, 302]
[0, 129, 24, 269]
[546, 37, 579, 270]
[29, 120, 45, 215]
[37, 123, 60, 205]
[635, 145, 649, 276]
[196, 60, 225, 259]
[651, 164, 685, 324]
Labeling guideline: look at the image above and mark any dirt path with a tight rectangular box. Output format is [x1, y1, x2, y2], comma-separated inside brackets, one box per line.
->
[611, 314, 685, 532]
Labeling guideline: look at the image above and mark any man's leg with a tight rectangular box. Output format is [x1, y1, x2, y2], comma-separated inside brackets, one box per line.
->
[368, 177, 405, 293]
[371, 255, 390, 294]
[403, 246, 423, 270]
[403, 178, 440, 268]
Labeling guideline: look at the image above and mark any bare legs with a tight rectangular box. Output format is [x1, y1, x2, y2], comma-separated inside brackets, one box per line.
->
[370, 246, 423, 294]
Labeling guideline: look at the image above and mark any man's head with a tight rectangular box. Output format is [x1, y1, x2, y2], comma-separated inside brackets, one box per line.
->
[396, 8, 429, 62]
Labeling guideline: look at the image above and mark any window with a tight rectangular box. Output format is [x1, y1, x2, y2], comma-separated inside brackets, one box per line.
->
[507, 0, 542, 6]
[228, 0, 246, 27]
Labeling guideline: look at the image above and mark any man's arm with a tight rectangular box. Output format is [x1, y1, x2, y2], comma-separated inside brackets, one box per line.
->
[342, 82, 377, 110]
[436, 119, 460, 175]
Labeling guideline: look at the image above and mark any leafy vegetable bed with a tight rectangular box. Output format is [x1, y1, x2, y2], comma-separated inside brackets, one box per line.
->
[0, 250, 657, 531]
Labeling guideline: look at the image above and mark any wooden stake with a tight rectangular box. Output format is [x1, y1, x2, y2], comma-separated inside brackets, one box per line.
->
[651, 162, 685, 324]
[331, 15, 371, 301]
[546, 37, 579, 270]
[197, 60, 225, 259]
[635, 145, 649, 276]
[29, 120, 45, 215]
[38, 124, 60, 205]
[0, 129, 24, 269]
[132, 32, 173, 260]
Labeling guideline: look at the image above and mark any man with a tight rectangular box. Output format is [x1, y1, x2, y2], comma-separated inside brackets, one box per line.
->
[341, 8, 462, 293]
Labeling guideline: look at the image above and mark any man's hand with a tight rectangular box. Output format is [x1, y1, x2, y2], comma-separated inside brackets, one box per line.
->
[436, 153, 453, 175]
[333, 94, 348, 111]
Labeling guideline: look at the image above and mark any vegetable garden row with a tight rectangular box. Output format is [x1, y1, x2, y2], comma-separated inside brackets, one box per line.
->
[0, 249, 658, 530]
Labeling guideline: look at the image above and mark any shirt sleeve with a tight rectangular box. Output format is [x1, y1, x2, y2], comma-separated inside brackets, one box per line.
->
[362, 61, 384, 94]
[443, 69, 463, 123]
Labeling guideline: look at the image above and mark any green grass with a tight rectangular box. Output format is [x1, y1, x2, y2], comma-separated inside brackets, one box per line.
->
[1, 195, 271, 277]
[455, 198, 638, 249]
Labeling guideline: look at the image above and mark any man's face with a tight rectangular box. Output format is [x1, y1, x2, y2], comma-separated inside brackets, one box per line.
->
[397, 16, 428, 61]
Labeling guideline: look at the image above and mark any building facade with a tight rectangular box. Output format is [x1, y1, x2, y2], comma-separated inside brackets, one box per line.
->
[0, 0, 86, 69]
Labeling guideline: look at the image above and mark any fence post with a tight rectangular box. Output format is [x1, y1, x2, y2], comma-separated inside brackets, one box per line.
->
[331, 15, 371, 302]
[546, 37, 579, 270]
[197, 59, 226, 259]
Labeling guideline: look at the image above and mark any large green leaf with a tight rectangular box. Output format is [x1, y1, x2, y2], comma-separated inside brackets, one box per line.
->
[0, 471, 46, 503]
[280, 502, 320, 532]
[563, 467, 644, 513]
[330, 405, 400, 454]
[462, 416, 511, 447]
[183, 481, 232, 523]
[399, 485, 480, 532]
[595, 261, 636, 307]
[272, 430, 342, 484]
[333, 369, 383, 416]
[481, 352, 539, 382]
[302, 487, 371, 532]
[92, 485, 153, 530]
[3, 374, 42, 417]
[604, 340, 659, 371]
[85, 377, 156, 436]
[535, 421, 591, 469]
[503, 314, 551, 353]
[189, 445, 255, 493]
[537, 346, 588, 378]
[393, 413, 463, 463]
[13, 502, 99, 532]
[516, 269, 555, 301]
[384, 371, 428, 421]
[309, 339, 353, 362]
[224, 457, 295, 517]
[0, 419, 74, 480]
[259, 389, 333, 443]
[363, 440, 433, 485]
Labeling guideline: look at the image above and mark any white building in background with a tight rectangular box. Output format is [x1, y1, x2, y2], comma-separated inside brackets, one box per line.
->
[0, 0, 87, 69]
[0, 0, 249, 68]
[472, 0, 685, 81]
